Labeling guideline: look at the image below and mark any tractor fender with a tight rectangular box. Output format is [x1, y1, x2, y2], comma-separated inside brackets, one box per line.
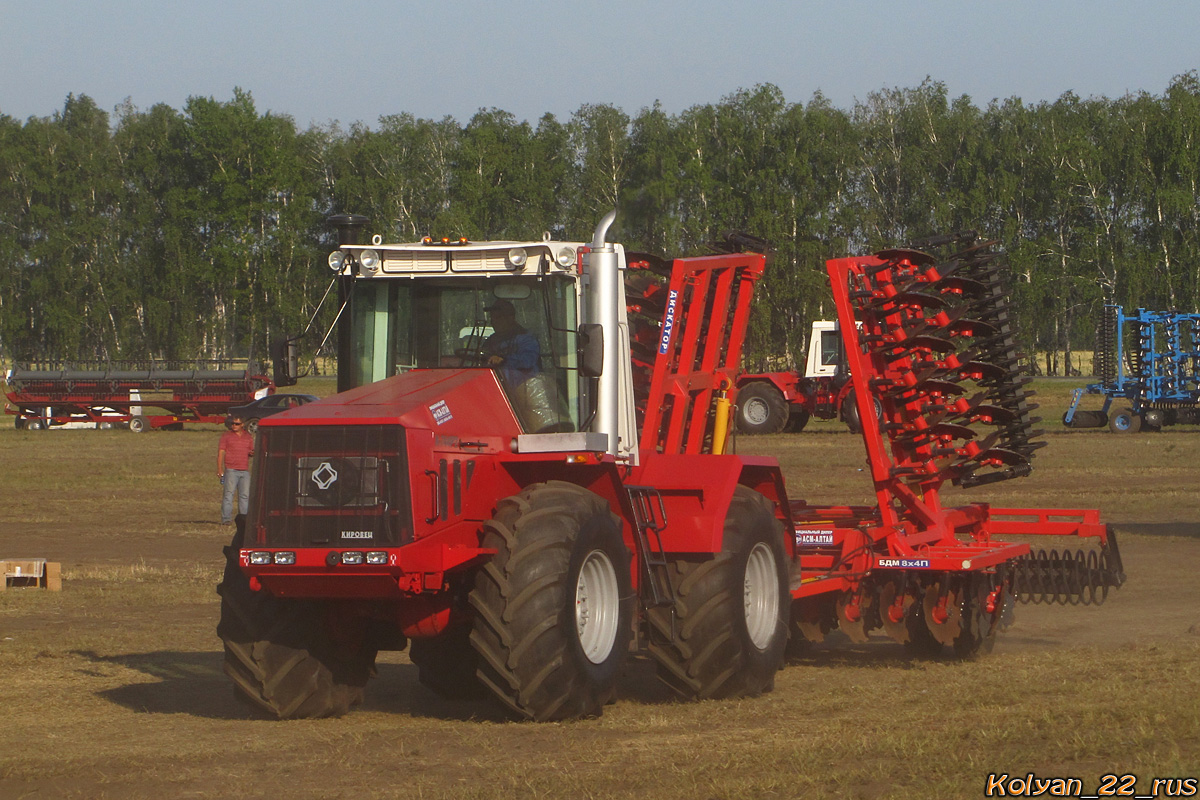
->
[737, 371, 802, 403]
[628, 454, 794, 556]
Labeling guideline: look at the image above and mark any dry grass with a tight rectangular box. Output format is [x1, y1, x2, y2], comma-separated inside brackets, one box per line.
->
[1, 377, 1197, 798]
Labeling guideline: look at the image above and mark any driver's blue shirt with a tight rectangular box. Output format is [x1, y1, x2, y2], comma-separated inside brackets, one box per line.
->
[485, 327, 540, 386]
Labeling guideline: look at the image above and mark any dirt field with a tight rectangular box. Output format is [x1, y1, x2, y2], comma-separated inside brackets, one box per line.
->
[1, 383, 1197, 798]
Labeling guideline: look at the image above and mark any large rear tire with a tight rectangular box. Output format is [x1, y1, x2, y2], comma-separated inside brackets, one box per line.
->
[784, 408, 811, 433]
[216, 520, 373, 719]
[468, 481, 632, 721]
[647, 487, 788, 700]
[735, 382, 790, 435]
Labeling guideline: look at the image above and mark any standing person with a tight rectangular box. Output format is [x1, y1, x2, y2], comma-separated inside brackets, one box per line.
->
[217, 415, 254, 524]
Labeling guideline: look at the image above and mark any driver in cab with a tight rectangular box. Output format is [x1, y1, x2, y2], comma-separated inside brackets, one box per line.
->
[482, 299, 540, 388]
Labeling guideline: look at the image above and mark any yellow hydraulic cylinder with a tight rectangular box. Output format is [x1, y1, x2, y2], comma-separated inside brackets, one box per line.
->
[712, 379, 732, 454]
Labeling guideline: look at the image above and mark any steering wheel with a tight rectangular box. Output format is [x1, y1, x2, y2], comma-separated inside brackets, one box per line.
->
[454, 347, 490, 367]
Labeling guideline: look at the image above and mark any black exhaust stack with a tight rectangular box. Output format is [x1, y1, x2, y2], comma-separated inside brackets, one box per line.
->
[327, 214, 371, 246]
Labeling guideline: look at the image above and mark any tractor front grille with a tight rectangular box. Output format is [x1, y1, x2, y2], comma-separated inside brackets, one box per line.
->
[249, 424, 411, 548]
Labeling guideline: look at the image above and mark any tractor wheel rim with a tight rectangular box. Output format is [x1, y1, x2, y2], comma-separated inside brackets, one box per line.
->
[744, 398, 769, 426]
[576, 549, 619, 664]
[744, 542, 779, 650]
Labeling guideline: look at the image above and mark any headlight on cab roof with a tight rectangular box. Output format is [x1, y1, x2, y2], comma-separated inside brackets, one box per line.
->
[328, 250, 347, 272]
[555, 247, 576, 267]
[358, 249, 380, 274]
[507, 247, 527, 268]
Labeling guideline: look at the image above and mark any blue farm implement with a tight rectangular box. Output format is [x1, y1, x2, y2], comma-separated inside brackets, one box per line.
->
[1063, 305, 1200, 432]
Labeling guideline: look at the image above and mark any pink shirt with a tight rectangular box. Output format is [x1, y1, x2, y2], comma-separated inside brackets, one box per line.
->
[219, 430, 255, 470]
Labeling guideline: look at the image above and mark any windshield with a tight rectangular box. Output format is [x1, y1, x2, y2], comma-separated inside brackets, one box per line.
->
[343, 276, 581, 432]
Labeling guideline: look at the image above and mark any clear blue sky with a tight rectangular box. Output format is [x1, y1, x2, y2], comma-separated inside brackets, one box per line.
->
[3, 1, 1198, 127]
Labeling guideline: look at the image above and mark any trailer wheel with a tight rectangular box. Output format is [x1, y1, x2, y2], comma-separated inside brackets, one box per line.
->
[647, 486, 787, 700]
[1108, 407, 1141, 434]
[468, 481, 632, 721]
[735, 382, 789, 435]
[217, 520, 373, 719]
[128, 415, 149, 434]
[23, 418, 44, 431]
[409, 625, 488, 701]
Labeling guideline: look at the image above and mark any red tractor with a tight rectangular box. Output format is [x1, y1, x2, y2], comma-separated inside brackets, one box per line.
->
[735, 320, 882, 434]
[218, 216, 1123, 719]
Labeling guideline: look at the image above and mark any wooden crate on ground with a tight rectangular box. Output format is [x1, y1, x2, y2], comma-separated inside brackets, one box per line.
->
[1, 559, 62, 591]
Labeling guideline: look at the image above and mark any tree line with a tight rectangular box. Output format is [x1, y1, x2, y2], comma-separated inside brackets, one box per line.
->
[2, 76, 1198, 375]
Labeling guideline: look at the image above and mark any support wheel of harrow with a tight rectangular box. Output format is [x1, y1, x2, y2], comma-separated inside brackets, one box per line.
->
[1108, 407, 1141, 434]
[409, 624, 488, 701]
[217, 519, 374, 719]
[647, 487, 788, 700]
[735, 381, 789, 435]
[467, 481, 632, 721]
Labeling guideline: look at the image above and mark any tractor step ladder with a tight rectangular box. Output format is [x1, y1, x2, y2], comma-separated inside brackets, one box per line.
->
[624, 485, 676, 616]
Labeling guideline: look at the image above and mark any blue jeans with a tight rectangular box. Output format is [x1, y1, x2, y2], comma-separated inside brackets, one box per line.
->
[221, 469, 250, 524]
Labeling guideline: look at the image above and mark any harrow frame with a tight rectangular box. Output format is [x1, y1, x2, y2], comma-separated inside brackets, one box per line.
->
[786, 238, 1123, 650]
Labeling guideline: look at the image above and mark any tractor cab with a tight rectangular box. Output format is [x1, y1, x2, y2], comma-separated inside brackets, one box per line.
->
[341, 273, 580, 433]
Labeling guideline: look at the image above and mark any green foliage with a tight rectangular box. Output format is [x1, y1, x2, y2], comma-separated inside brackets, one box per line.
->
[3, 77, 1200, 373]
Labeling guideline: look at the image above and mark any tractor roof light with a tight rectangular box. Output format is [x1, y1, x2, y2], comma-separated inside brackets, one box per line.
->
[358, 249, 380, 275]
[507, 248, 528, 268]
[328, 250, 348, 272]
[555, 247, 576, 268]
